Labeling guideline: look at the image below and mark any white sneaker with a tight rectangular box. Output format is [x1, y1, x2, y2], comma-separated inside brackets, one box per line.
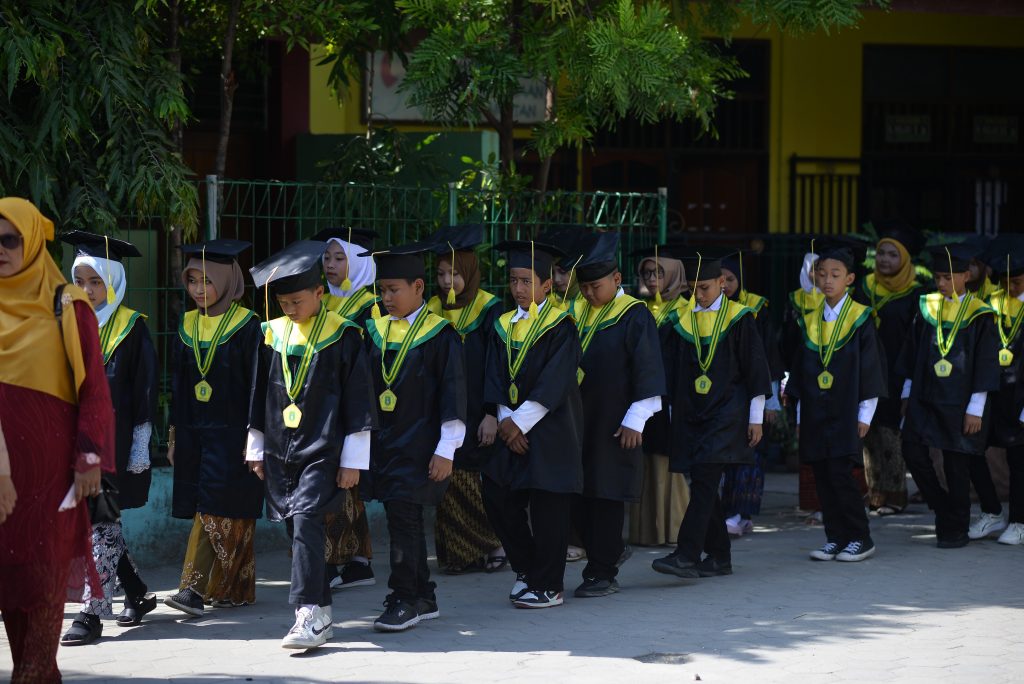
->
[968, 512, 1007, 540]
[281, 605, 333, 649]
[509, 573, 529, 602]
[997, 522, 1024, 545]
[725, 514, 743, 536]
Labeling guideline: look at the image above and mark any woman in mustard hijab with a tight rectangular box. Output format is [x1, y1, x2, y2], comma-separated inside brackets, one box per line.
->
[0, 198, 114, 682]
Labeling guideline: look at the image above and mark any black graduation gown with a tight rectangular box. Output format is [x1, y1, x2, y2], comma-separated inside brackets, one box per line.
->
[852, 278, 924, 429]
[577, 299, 665, 502]
[641, 296, 686, 457]
[170, 311, 265, 520]
[102, 313, 157, 510]
[989, 295, 1024, 448]
[734, 292, 783, 382]
[662, 300, 772, 473]
[361, 313, 467, 506]
[788, 299, 887, 463]
[250, 317, 378, 521]
[897, 295, 1001, 456]
[482, 310, 584, 494]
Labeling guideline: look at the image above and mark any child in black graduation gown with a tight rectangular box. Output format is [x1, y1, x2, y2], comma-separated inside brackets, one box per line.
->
[361, 242, 467, 632]
[897, 243, 1000, 548]
[568, 232, 664, 597]
[790, 243, 886, 562]
[653, 253, 771, 579]
[248, 240, 378, 650]
[482, 240, 584, 609]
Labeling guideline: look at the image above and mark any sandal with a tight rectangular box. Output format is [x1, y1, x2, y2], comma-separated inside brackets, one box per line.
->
[116, 593, 157, 627]
[485, 555, 508, 573]
[443, 559, 486, 575]
[871, 505, 902, 517]
[566, 545, 586, 562]
[61, 613, 102, 646]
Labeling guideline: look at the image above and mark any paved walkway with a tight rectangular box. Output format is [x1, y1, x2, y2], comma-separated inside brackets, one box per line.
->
[3, 474, 1023, 683]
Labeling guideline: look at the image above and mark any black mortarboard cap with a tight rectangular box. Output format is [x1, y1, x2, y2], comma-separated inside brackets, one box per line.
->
[361, 241, 434, 281]
[60, 230, 141, 261]
[927, 241, 982, 273]
[180, 239, 251, 264]
[494, 239, 565, 279]
[250, 240, 325, 295]
[983, 235, 1024, 278]
[575, 232, 620, 283]
[872, 218, 925, 256]
[678, 252, 723, 281]
[428, 224, 485, 255]
[538, 226, 591, 271]
[312, 227, 379, 251]
[815, 237, 866, 271]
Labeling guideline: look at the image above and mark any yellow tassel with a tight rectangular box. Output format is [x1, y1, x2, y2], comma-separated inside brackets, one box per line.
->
[446, 240, 457, 307]
[372, 303, 382, 319]
[104, 235, 116, 304]
[655, 290, 663, 307]
[341, 277, 352, 291]
[446, 287, 457, 307]
[529, 300, 539, 319]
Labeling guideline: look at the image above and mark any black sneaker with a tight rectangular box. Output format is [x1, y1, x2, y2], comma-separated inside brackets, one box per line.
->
[573, 577, 620, 598]
[615, 544, 633, 568]
[696, 556, 733, 577]
[61, 612, 101, 646]
[163, 587, 204, 617]
[414, 596, 440, 621]
[809, 542, 841, 561]
[835, 539, 876, 562]
[513, 589, 564, 609]
[373, 594, 420, 632]
[937, 534, 970, 549]
[508, 572, 529, 602]
[116, 593, 157, 626]
[330, 560, 375, 590]
[651, 553, 700, 579]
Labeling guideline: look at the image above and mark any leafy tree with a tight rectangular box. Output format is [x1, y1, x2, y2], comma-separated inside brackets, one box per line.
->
[0, 0, 197, 232]
[394, 0, 888, 191]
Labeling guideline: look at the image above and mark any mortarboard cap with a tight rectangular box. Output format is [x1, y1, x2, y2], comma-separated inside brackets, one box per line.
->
[814, 236, 867, 271]
[575, 232, 620, 283]
[981, 234, 1024, 278]
[250, 240, 325, 295]
[872, 218, 925, 256]
[361, 241, 434, 281]
[927, 241, 982, 274]
[180, 239, 251, 264]
[312, 227, 379, 251]
[60, 230, 142, 261]
[428, 224, 486, 255]
[494, 239, 565, 279]
[678, 253, 723, 282]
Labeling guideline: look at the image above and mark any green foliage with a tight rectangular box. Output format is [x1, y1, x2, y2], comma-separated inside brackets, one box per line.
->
[318, 127, 447, 186]
[0, 1, 197, 232]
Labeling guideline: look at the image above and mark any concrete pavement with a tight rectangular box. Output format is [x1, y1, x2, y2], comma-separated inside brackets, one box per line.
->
[3, 474, 1022, 683]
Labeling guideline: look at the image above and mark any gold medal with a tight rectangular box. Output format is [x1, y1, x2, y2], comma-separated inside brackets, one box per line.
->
[508, 383, 519, 404]
[934, 359, 953, 377]
[283, 403, 302, 428]
[817, 371, 834, 390]
[379, 388, 397, 412]
[576, 368, 586, 385]
[999, 348, 1014, 367]
[694, 374, 712, 395]
[194, 379, 213, 402]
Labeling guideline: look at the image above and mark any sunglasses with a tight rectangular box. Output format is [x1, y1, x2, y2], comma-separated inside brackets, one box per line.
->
[0, 234, 23, 250]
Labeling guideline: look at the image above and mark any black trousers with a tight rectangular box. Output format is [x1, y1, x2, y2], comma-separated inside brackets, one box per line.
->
[481, 476, 571, 593]
[383, 500, 434, 603]
[903, 441, 972, 539]
[674, 463, 730, 564]
[116, 554, 147, 601]
[572, 496, 625, 581]
[289, 512, 331, 607]
[811, 456, 871, 546]
[968, 453, 1003, 515]
[1008, 446, 1024, 524]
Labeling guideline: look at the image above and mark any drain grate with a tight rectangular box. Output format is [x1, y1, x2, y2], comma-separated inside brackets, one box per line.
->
[634, 652, 689, 665]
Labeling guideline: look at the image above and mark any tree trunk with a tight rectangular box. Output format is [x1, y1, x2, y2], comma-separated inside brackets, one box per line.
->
[498, 102, 515, 177]
[535, 154, 553, 194]
[213, 0, 242, 180]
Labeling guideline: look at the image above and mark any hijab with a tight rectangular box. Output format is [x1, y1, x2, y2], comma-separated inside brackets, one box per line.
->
[439, 250, 481, 310]
[874, 237, 916, 293]
[799, 252, 819, 293]
[636, 255, 687, 302]
[181, 257, 246, 317]
[0, 197, 90, 404]
[327, 237, 376, 297]
[72, 254, 126, 328]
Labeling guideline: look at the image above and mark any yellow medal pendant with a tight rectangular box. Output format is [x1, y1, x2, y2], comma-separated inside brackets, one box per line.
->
[694, 374, 712, 395]
[817, 371, 834, 390]
[508, 383, 519, 404]
[577, 368, 586, 385]
[194, 380, 213, 402]
[379, 389, 397, 412]
[283, 403, 302, 428]
[934, 359, 953, 377]
[999, 348, 1014, 367]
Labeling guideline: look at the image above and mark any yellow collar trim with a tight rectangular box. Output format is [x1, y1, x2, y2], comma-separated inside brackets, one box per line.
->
[919, 292, 993, 330]
[99, 306, 145, 364]
[367, 310, 449, 351]
[797, 299, 872, 353]
[496, 302, 569, 346]
[179, 306, 255, 349]
[263, 309, 356, 355]
[574, 294, 644, 334]
[673, 299, 752, 344]
[426, 290, 499, 334]
[323, 288, 378, 319]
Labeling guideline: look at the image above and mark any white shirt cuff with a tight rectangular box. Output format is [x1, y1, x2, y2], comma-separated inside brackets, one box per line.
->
[796, 400, 801, 426]
[765, 381, 782, 412]
[245, 428, 264, 462]
[497, 404, 513, 422]
[966, 392, 987, 418]
[433, 419, 466, 460]
[858, 397, 879, 426]
[511, 400, 549, 435]
[620, 396, 662, 432]
[340, 430, 371, 470]
[901, 379, 912, 400]
[748, 395, 766, 425]
[1019, 406, 1024, 423]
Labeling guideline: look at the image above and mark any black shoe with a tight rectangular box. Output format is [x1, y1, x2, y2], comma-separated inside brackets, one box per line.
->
[512, 589, 564, 609]
[414, 596, 440, 621]
[573, 577, 620, 598]
[937, 534, 970, 549]
[373, 594, 420, 632]
[651, 554, 700, 579]
[61, 612, 101, 646]
[116, 593, 157, 626]
[331, 560, 375, 590]
[163, 587, 205, 617]
[696, 556, 733, 577]
[615, 544, 633, 568]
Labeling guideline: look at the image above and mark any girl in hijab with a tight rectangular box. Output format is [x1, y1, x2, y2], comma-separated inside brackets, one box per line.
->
[0, 198, 114, 682]
[58, 232, 159, 646]
[426, 225, 506, 573]
[627, 246, 692, 547]
[163, 240, 265, 617]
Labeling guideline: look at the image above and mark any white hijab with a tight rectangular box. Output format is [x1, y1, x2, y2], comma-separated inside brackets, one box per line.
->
[327, 237, 376, 297]
[72, 254, 126, 328]
[799, 252, 819, 294]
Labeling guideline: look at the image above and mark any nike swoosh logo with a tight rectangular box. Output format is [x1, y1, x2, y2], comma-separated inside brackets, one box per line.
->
[311, 624, 329, 635]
